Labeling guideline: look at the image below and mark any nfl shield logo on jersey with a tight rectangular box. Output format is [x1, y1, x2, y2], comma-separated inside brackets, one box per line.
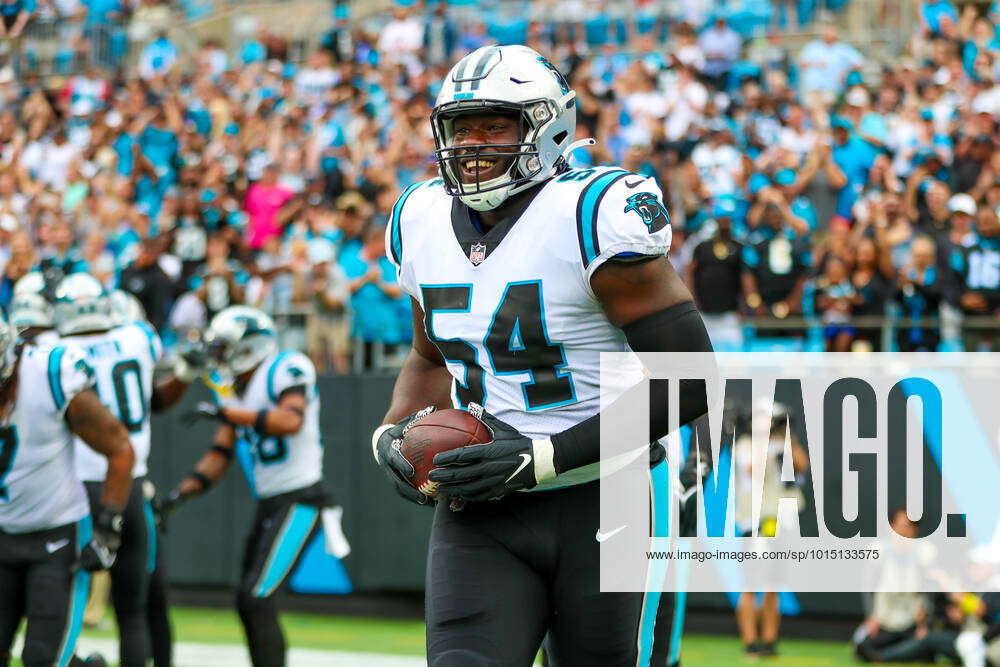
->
[469, 243, 487, 265]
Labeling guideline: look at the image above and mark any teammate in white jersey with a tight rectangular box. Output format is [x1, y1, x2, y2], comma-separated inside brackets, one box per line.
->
[159, 306, 333, 667]
[54, 274, 198, 667]
[372, 45, 713, 665]
[0, 312, 134, 667]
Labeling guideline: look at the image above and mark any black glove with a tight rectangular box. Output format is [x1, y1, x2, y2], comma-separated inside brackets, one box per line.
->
[429, 403, 554, 503]
[151, 489, 184, 532]
[372, 407, 437, 506]
[79, 508, 123, 572]
[183, 401, 227, 426]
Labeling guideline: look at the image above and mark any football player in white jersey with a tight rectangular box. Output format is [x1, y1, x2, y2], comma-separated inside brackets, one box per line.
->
[373, 45, 713, 665]
[158, 306, 333, 667]
[54, 274, 198, 667]
[0, 312, 135, 667]
[9, 271, 59, 346]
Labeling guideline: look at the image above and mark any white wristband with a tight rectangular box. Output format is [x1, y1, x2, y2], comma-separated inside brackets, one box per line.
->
[372, 424, 394, 465]
[531, 437, 556, 483]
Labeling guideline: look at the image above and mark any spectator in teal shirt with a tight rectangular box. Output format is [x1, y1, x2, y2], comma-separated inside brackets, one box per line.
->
[0, 0, 33, 37]
[339, 225, 403, 347]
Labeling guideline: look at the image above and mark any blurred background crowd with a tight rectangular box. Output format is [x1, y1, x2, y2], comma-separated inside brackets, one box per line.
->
[0, 0, 997, 372]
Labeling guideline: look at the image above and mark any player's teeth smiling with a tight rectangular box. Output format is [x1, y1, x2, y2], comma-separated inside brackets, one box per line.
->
[464, 159, 495, 170]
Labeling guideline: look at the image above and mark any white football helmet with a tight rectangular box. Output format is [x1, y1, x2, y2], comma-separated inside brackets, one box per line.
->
[54, 273, 113, 335]
[203, 306, 277, 376]
[108, 289, 147, 327]
[432, 44, 588, 211]
[0, 313, 15, 382]
[10, 271, 54, 330]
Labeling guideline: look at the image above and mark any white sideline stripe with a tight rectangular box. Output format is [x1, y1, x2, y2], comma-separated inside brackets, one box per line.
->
[13, 636, 429, 667]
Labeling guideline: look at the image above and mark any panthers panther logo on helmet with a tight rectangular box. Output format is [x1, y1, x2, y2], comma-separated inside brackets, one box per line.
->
[624, 192, 670, 234]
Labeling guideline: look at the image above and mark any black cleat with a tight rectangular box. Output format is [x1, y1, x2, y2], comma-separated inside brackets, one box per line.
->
[757, 642, 778, 658]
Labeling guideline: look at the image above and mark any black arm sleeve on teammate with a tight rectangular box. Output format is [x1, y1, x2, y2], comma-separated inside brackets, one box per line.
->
[550, 301, 714, 475]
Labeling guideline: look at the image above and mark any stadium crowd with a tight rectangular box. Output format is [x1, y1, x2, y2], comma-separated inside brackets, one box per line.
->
[0, 0, 996, 374]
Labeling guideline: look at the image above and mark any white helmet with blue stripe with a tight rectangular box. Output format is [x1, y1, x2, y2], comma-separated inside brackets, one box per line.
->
[431, 45, 590, 212]
[53, 273, 113, 335]
[203, 305, 277, 376]
[10, 271, 54, 330]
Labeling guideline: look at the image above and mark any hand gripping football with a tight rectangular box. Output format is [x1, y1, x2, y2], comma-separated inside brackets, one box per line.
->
[398, 409, 491, 498]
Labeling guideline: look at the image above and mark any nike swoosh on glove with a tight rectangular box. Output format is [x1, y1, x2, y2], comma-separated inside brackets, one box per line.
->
[79, 508, 123, 572]
[372, 406, 437, 506]
[428, 403, 556, 503]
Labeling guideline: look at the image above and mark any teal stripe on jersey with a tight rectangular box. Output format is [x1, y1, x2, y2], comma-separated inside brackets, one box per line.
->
[576, 170, 628, 268]
[266, 351, 295, 403]
[143, 499, 157, 574]
[235, 437, 259, 498]
[57, 516, 92, 666]
[389, 181, 425, 265]
[48, 346, 67, 411]
[135, 321, 161, 364]
[253, 504, 319, 597]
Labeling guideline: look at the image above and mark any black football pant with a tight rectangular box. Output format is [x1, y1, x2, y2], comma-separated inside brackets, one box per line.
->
[84, 480, 153, 667]
[236, 487, 323, 667]
[426, 479, 655, 667]
[0, 518, 91, 667]
[147, 519, 171, 667]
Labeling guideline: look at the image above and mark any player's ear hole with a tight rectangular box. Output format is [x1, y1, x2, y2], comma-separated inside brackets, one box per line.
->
[552, 131, 568, 146]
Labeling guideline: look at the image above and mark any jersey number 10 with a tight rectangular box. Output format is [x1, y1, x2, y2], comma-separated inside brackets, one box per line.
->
[422, 281, 576, 411]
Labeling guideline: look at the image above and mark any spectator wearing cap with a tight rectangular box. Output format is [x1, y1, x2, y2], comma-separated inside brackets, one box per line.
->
[138, 30, 180, 81]
[798, 24, 863, 104]
[828, 115, 878, 221]
[894, 235, 945, 352]
[741, 203, 812, 336]
[843, 86, 889, 149]
[685, 199, 744, 350]
[951, 205, 1000, 350]
[920, 0, 959, 37]
[698, 16, 741, 90]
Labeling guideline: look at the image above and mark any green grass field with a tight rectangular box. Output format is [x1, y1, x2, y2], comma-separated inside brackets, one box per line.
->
[14, 606, 928, 665]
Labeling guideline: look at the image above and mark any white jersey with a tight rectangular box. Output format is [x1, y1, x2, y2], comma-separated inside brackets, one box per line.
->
[208, 351, 323, 499]
[0, 344, 95, 533]
[70, 322, 163, 480]
[387, 167, 672, 490]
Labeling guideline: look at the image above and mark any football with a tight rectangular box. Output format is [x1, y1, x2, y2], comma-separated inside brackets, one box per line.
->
[398, 409, 492, 497]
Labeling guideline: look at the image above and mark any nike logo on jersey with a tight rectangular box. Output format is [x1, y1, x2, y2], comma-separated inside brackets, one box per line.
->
[624, 178, 645, 189]
[505, 453, 532, 483]
[595, 525, 627, 542]
[46, 538, 70, 553]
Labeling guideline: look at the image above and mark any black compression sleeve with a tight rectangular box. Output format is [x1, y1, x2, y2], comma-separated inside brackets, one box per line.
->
[550, 301, 714, 475]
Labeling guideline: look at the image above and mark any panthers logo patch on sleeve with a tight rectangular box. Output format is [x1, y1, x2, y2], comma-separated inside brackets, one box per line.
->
[624, 192, 670, 233]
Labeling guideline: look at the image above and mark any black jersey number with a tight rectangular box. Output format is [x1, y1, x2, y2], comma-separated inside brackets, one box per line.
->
[110, 360, 146, 433]
[0, 426, 17, 501]
[244, 431, 287, 465]
[421, 281, 576, 411]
